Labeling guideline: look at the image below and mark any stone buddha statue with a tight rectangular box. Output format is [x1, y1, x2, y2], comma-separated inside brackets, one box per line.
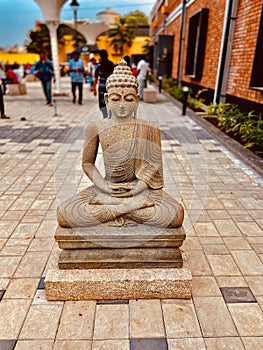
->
[57, 60, 184, 228]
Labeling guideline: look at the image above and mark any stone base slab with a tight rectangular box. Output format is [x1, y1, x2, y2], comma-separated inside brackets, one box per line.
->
[58, 247, 183, 269]
[55, 226, 186, 249]
[45, 252, 192, 300]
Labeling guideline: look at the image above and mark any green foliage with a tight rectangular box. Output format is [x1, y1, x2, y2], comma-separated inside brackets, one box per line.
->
[159, 77, 207, 111]
[142, 39, 150, 57]
[187, 88, 208, 111]
[107, 17, 135, 55]
[206, 103, 263, 155]
[105, 10, 148, 55]
[122, 10, 149, 25]
[25, 24, 86, 58]
[187, 96, 203, 110]
[71, 30, 86, 49]
[25, 24, 51, 57]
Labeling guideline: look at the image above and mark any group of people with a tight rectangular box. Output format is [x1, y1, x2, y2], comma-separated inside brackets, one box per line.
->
[0, 49, 151, 121]
[34, 49, 151, 119]
[0, 62, 22, 103]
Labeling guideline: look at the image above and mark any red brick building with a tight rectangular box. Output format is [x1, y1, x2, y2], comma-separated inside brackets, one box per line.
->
[150, 0, 263, 113]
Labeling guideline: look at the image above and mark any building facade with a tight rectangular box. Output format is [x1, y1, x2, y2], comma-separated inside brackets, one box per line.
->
[150, 0, 263, 113]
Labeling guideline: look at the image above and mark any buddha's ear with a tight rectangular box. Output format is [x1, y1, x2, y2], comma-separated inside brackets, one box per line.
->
[104, 93, 108, 104]
[133, 100, 139, 119]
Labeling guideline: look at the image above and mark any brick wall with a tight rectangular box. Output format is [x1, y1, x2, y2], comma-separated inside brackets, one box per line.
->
[227, 0, 263, 104]
[151, 0, 263, 107]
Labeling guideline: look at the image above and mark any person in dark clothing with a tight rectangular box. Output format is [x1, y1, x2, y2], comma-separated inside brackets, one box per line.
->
[93, 49, 115, 118]
[0, 85, 10, 119]
[123, 55, 131, 67]
[34, 51, 55, 106]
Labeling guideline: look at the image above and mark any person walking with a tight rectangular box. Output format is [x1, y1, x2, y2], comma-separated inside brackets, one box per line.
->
[136, 58, 150, 101]
[68, 51, 85, 105]
[0, 84, 10, 119]
[86, 57, 97, 92]
[93, 49, 115, 118]
[34, 50, 54, 106]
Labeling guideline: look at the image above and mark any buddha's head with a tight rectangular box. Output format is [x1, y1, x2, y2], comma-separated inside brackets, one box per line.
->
[105, 60, 139, 119]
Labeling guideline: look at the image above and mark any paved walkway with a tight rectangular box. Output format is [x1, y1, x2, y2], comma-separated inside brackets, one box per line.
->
[0, 78, 263, 350]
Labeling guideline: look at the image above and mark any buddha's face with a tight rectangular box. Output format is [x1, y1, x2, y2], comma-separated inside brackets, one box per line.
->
[105, 87, 139, 119]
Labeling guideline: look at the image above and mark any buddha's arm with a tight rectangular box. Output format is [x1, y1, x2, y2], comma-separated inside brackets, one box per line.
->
[82, 123, 112, 195]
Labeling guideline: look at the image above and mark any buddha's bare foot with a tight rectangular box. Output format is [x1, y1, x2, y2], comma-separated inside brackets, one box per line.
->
[107, 216, 138, 227]
[108, 217, 125, 227]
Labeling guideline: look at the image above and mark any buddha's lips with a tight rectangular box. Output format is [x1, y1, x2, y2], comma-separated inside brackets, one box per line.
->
[118, 108, 126, 113]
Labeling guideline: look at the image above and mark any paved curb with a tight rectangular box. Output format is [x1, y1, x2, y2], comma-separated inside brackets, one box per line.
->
[161, 89, 263, 178]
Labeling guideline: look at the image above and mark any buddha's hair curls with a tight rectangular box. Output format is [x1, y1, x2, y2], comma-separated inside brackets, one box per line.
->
[106, 59, 138, 91]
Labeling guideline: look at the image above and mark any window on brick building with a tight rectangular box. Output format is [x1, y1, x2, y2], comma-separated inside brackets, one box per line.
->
[185, 8, 209, 80]
[250, 2, 263, 91]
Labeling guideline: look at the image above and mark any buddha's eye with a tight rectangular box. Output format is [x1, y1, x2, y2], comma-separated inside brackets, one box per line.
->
[124, 95, 136, 102]
[110, 96, 120, 102]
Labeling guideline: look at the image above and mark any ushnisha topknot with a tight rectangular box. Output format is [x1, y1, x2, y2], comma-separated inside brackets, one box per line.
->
[106, 59, 138, 91]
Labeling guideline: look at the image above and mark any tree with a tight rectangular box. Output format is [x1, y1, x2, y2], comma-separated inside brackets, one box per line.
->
[71, 31, 86, 49]
[107, 17, 135, 55]
[25, 24, 51, 57]
[25, 24, 86, 58]
[123, 10, 149, 26]
[57, 24, 86, 49]
[104, 10, 149, 55]
[142, 38, 150, 57]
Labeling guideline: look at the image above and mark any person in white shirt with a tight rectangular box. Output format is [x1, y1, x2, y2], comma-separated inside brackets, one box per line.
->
[136, 58, 150, 100]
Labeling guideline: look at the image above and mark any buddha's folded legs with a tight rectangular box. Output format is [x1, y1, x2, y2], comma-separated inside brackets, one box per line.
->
[57, 187, 184, 228]
[57, 186, 151, 228]
[127, 190, 184, 228]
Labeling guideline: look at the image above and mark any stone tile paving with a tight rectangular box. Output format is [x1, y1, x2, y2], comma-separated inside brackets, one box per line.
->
[0, 79, 263, 349]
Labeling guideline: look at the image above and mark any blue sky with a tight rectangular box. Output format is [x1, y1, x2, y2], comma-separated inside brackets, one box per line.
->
[0, 0, 155, 47]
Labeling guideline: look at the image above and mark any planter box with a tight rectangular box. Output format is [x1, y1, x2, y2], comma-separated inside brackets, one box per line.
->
[8, 83, 27, 96]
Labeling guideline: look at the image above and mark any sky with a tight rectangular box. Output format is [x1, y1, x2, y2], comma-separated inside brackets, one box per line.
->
[0, 0, 155, 48]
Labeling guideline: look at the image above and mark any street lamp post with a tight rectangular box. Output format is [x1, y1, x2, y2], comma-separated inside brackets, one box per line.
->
[70, 0, 80, 28]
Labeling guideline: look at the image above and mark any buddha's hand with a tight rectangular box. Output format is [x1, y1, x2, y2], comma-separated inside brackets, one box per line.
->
[97, 180, 114, 195]
[110, 179, 148, 198]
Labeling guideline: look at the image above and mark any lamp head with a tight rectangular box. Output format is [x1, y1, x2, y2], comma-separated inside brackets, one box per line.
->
[70, 0, 80, 10]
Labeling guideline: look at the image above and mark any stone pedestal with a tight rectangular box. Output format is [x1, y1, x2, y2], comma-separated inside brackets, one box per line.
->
[55, 225, 186, 269]
[44, 225, 192, 300]
[45, 252, 192, 300]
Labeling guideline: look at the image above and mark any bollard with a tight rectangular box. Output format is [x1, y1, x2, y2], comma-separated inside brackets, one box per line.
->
[53, 99, 58, 116]
[182, 86, 189, 115]
[158, 76, 163, 93]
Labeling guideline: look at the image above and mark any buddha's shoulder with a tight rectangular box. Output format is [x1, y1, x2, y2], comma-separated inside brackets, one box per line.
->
[85, 120, 108, 131]
[136, 118, 160, 130]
